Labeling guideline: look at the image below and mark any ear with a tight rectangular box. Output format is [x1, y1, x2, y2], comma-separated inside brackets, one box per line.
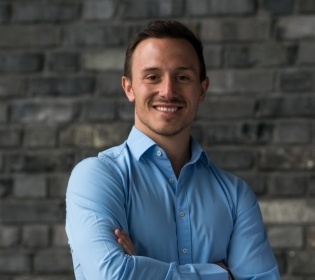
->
[199, 76, 209, 103]
[122, 76, 135, 102]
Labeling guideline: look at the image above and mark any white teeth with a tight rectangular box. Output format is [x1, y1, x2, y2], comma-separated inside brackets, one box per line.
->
[156, 107, 178, 112]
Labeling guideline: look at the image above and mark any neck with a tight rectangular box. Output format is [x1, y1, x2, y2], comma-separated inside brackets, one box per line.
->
[137, 126, 192, 177]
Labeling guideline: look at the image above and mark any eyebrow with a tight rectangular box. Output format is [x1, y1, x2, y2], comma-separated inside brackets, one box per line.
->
[141, 66, 196, 73]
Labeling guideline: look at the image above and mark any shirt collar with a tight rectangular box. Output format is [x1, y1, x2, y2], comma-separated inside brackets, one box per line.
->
[127, 126, 157, 161]
[127, 126, 209, 165]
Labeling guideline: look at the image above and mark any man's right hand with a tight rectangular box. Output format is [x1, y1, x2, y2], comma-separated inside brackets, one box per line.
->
[216, 262, 234, 280]
[114, 229, 136, 255]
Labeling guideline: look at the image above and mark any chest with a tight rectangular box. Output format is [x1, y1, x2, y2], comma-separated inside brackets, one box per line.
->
[124, 163, 235, 263]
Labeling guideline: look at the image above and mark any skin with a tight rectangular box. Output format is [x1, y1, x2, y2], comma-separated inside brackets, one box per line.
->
[122, 38, 209, 176]
[118, 38, 232, 278]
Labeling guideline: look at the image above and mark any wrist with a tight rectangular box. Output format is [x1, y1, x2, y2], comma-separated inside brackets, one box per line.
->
[216, 263, 234, 280]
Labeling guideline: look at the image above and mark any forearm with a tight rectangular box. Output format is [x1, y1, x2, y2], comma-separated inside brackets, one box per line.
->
[114, 229, 231, 280]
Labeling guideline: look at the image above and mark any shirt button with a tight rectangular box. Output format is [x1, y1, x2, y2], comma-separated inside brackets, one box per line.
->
[182, 248, 188, 254]
[157, 150, 162, 156]
[169, 178, 174, 184]
[179, 211, 185, 217]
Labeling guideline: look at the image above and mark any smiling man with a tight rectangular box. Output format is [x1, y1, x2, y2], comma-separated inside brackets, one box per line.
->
[65, 20, 280, 279]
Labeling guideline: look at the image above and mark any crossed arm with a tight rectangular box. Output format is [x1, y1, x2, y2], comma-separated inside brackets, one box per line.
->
[114, 229, 234, 280]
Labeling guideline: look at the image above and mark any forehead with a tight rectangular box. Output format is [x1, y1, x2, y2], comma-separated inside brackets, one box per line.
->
[131, 38, 199, 70]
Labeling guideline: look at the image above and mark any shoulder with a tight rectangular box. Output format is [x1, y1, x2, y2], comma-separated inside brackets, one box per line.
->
[207, 161, 258, 212]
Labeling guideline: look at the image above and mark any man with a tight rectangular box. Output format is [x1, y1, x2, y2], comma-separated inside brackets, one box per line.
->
[66, 20, 280, 279]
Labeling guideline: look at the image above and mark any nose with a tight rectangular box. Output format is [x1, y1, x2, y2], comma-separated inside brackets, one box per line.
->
[159, 76, 176, 99]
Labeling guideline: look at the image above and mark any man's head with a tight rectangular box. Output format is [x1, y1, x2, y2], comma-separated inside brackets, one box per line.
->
[124, 20, 207, 82]
[121, 21, 209, 140]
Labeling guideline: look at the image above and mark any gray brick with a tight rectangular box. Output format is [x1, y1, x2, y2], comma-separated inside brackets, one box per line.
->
[276, 16, 315, 40]
[187, 0, 255, 16]
[0, 252, 31, 273]
[16, 277, 74, 280]
[268, 226, 303, 248]
[0, 226, 20, 247]
[201, 18, 269, 42]
[204, 122, 273, 145]
[0, 4, 9, 23]
[226, 44, 289, 67]
[307, 227, 315, 248]
[0, 26, 60, 48]
[52, 224, 68, 247]
[82, 49, 125, 71]
[0, 201, 64, 223]
[98, 72, 125, 96]
[297, 43, 315, 65]
[274, 251, 285, 275]
[123, 0, 184, 19]
[28, 77, 94, 97]
[207, 150, 254, 170]
[269, 175, 306, 196]
[287, 251, 315, 274]
[0, 77, 25, 98]
[63, 25, 127, 47]
[0, 128, 21, 147]
[263, 0, 294, 14]
[0, 53, 43, 73]
[203, 45, 222, 68]
[259, 147, 315, 171]
[84, 99, 115, 121]
[48, 174, 69, 197]
[309, 176, 315, 196]
[22, 225, 49, 247]
[299, 0, 315, 13]
[7, 151, 75, 172]
[225, 46, 250, 68]
[257, 96, 315, 118]
[23, 126, 56, 148]
[259, 199, 315, 223]
[240, 174, 267, 196]
[34, 250, 73, 273]
[280, 71, 313, 92]
[12, 3, 77, 23]
[274, 121, 311, 143]
[82, 0, 117, 20]
[48, 52, 79, 72]
[0, 178, 12, 198]
[208, 70, 274, 94]
[14, 175, 46, 198]
[0, 103, 7, 123]
[118, 98, 134, 121]
[59, 123, 130, 148]
[10, 101, 80, 124]
[198, 98, 255, 119]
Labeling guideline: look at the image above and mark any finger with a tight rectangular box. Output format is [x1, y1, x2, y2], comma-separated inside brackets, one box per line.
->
[114, 229, 136, 255]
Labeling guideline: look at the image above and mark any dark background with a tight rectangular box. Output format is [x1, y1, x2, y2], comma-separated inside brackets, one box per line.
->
[0, 0, 315, 279]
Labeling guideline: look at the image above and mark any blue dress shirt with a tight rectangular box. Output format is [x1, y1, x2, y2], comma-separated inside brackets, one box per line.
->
[66, 126, 280, 279]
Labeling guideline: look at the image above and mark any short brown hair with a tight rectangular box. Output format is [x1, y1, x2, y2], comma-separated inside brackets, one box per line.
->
[124, 20, 207, 82]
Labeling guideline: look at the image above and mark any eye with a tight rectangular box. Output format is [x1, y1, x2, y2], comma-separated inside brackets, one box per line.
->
[177, 75, 190, 81]
[145, 75, 160, 82]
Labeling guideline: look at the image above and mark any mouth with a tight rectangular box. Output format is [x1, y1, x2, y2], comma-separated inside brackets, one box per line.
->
[155, 106, 181, 112]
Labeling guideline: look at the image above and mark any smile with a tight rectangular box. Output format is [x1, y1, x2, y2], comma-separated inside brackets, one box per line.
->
[155, 107, 180, 112]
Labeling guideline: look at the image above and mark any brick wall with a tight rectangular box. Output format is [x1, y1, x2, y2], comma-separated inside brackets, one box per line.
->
[0, 0, 314, 279]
